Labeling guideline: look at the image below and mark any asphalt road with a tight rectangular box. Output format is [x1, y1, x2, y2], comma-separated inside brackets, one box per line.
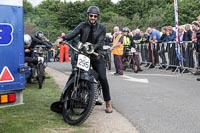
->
[47, 60, 200, 133]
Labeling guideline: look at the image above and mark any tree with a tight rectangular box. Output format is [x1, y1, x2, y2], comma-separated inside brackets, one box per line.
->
[178, 0, 200, 25]
[23, 0, 200, 40]
[101, 11, 131, 32]
[23, 0, 34, 20]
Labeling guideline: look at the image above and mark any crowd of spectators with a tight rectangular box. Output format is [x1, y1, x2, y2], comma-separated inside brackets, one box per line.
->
[106, 16, 200, 75]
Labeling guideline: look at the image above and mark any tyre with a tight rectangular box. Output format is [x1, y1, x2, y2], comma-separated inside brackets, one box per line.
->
[37, 63, 45, 89]
[122, 57, 127, 71]
[105, 54, 111, 70]
[62, 80, 97, 126]
[132, 55, 138, 73]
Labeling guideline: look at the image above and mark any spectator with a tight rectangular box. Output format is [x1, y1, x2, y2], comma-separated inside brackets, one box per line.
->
[146, 27, 161, 67]
[132, 29, 141, 42]
[138, 31, 149, 64]
[165, 26, 178, 71]
[183, 24, 192, 41]
[191, 21, 200, 80]
[160, 26, 167, 42]
[58, 33, 70, 63]
[158, 27, 167, 65]
[146, 27, 161, 43]
[192, 21, 200, 67]
[111, 26, 124, 75]
[53, 35, 61, 62]
[166, 26, 176, 42]
[181, 24, 194, 69]
[178, 26, 185, 42]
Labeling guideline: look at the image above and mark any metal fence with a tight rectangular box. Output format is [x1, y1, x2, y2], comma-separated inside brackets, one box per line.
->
[136, 41, 200, 73]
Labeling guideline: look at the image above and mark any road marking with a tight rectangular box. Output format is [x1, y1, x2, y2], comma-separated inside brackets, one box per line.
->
[125, 73, 180, 77]
[122, 75, 149, 83]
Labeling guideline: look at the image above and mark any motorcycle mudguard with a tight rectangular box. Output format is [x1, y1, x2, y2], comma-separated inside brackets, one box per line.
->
[50, 101, 63, 114]
[50, 77, 75, 114]
[60, 72, 97, 101]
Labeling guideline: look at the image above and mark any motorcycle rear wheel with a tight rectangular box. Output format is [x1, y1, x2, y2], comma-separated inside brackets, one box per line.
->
[62, 80, 97, 126]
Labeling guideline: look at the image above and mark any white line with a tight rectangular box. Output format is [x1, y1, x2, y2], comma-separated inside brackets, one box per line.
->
[125, 73, 180, 77]
[122, 75, 149, 83]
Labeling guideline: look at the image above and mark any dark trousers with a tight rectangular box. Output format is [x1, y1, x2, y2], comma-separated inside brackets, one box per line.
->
[113, 54, 123, 74]
[91, 56, 111, 101]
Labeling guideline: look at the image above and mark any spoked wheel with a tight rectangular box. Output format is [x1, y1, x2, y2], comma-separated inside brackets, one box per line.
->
[37, 63, 45, 89]
[122, 57, 127, 71]
[105, 55, 111, 70]
[62, 80, 97, 126]
[132, 54, 138, 73]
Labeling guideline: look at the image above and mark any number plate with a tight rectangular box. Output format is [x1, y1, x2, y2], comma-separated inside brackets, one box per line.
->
[103, 45, 111, 50]
[131, 48, 136, 53]
[77, 54, 90, 71]
[38, 57, 44, 63]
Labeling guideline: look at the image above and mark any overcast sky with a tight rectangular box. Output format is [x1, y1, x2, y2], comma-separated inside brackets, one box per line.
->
[27, 0, 119, 7]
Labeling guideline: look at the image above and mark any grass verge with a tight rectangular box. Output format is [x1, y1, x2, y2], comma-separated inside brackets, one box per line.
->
[0, 75, 88, 133]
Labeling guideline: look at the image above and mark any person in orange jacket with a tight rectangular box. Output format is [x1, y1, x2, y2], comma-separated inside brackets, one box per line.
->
[55, 33, 70, 63]
[111, 26, 124, 75]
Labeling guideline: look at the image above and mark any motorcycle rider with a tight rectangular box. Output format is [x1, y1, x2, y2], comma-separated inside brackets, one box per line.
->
[122, 27, 131, 62]
[62, 6, 113, 113]
[25, 31, 51, 63]
[24, 31, 52, 82]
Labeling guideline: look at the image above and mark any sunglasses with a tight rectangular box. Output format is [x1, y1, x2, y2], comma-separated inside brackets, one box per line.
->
[89, 14, 98, 18]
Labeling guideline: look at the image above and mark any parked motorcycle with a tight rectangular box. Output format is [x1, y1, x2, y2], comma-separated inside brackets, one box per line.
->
[103, 45, 111, 70]
[122, 47, 139, 73]
[27, 44, 48, 89]
[51, 41, 102, 126]
[131, 47, 140, 73]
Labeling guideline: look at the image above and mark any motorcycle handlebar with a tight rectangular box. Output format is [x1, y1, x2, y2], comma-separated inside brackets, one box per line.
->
[62, 41, 99, 56]
[62, 41, 79, 53]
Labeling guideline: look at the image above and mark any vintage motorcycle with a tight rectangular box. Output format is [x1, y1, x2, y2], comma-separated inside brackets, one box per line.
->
[103, 45, 111, 70]
[35, 44, 48, 89]
[27, 44, 48, 89]
[122, 47, 139, 73]
[51, 41, 102, 126]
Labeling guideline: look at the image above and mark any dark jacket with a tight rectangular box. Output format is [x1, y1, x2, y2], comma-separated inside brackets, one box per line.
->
[196, 29, 200, 52]
[183, 29, 192, 41]
[166, 30, 176, 42]
[25, 36, 51, 57]
[160, 33, 167, 42]
[63, 22, 106, 53]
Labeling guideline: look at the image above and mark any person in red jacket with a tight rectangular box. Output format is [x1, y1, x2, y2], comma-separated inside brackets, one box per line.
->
[55, 33, 70, 63]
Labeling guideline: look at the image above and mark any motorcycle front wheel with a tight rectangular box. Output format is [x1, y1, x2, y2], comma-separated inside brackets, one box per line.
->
[62, 80, 97, 126]
[37, 63, 45, 89]
[105, 54, 111, 70]
[122, 56, 126, 71]
[132, 54, 138, 73]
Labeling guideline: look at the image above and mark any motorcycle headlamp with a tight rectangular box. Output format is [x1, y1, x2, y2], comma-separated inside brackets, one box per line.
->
[77, 42, 94, 54]
[83, 42, 94, 54]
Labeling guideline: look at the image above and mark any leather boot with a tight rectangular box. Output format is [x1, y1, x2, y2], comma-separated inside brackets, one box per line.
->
[105, 101, 113, 113]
